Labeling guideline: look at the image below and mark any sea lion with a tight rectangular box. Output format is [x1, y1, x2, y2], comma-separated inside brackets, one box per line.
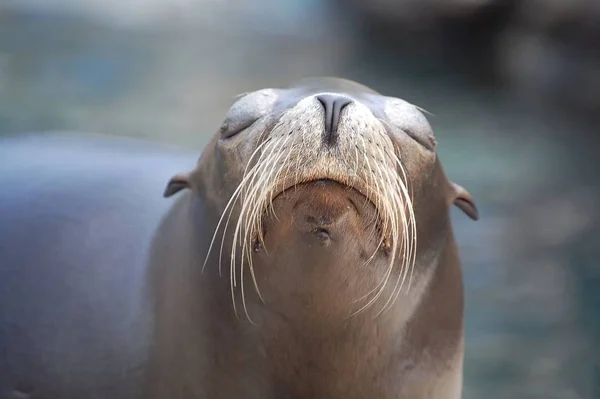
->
[0, 132, 200, 399]
[0, 77, 477, 399]
[146, 77, 478, 398]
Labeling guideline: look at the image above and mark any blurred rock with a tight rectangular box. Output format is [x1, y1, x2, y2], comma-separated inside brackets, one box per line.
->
[339, 0, 515, 75]
[342, 0, 600, 122]
[342, 0, 505, 28]
[496, 0, 600, 120]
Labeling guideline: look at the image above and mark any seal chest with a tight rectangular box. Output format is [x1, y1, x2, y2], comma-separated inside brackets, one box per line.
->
[152, 77, 479, 398]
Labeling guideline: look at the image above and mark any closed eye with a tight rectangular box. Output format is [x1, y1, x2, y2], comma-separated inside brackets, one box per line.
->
[401, 127, 436, 151]
[220, 117, 259, 139]
[378, 116, 436, 152]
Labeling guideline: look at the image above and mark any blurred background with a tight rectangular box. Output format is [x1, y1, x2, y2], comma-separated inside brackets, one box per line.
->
[0, 0, 598, 397]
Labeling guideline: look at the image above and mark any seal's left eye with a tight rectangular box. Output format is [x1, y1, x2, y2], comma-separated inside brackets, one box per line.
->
[384, 98, 437, 152]
[402, 127, 437, 151]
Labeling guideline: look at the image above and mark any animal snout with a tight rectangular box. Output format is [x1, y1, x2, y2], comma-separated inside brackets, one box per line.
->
[316, 94, 353, 146]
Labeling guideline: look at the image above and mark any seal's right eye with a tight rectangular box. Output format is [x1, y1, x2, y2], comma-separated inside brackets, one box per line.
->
[219, 118, 257, 139]
[218, 89, 279, 139]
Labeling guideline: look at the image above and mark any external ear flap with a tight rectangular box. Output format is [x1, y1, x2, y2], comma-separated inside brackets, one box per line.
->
[452, 182, 479, 221]
[163, 173, 191, 198]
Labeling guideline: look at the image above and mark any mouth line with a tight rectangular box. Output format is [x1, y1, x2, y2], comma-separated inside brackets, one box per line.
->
[271, 177, 370, 205]
[258, 177, 387, 254]
[268, 177, 381, 232]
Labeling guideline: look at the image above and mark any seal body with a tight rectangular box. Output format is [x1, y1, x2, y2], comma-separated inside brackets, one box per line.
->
[0, 78, 478, 399]
[0, 132, 198, 399]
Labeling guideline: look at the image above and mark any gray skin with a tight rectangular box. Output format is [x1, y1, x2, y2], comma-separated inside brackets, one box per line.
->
[0, 78, 478, 399]
[0, 133, 198, 399]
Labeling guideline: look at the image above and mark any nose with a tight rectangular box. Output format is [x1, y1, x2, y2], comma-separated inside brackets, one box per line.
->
[316, 94, 353, 146]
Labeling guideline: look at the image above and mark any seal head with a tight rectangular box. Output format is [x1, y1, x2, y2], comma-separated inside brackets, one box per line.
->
[164, 77, 477, 316]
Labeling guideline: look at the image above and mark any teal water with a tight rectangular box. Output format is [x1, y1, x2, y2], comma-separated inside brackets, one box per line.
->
[0, 4, 598, 398]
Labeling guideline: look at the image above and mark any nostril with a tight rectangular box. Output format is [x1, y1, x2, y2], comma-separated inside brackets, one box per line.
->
[312, 227, 331, 243]
[316, 94, 353, 146]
